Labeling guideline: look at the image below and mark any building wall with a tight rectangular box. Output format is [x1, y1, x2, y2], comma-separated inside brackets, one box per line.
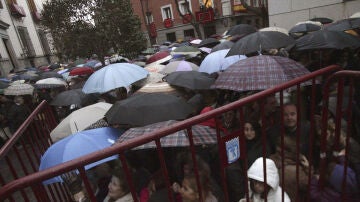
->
[0, 0, 57, 76]
[268, 0, 360, 30]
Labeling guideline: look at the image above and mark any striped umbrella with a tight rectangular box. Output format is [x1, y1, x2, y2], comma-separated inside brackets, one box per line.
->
[116, 120, 217, 149]
[35, 78, 68, 89]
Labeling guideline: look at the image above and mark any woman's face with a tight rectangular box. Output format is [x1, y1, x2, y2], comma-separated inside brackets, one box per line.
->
[244, 123, 256, 140]
[107, 176, 125, 200]
[252, 179, 266, 194]
[179, 178, 198, 202]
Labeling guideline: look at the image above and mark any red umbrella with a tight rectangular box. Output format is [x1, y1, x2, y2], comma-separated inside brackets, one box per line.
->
[212, 55, 311, 92]
[146, 51, 171, 65]
[69, 67, 94, 76]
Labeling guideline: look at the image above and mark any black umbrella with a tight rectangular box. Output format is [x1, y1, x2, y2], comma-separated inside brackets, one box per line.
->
[197, 38, 220, 48]
[163, 71, 216, 90]
[324, 18, 360, 31]
[0, 81, 9, 89]
[226, 31, 295, 56]
[310, 17, 333, 24]
[40, 71, 63, 79]
[50, 89, 99, 107]
[295, 30, 360, 51]
[211, 41, 234, 53]
[289, 23, 321, 34]
[105, 93, 193, 126]
[226, 24, 257, 36]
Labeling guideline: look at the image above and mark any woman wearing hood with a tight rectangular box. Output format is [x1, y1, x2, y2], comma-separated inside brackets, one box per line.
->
[240, 157, 290, 202]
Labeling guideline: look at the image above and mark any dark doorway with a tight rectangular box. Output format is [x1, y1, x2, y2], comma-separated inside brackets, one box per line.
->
[203, 25, 216, 38]
[184, 29, 195, 38]
[2, 38, 16, 70]
[166, 32, 176, 42]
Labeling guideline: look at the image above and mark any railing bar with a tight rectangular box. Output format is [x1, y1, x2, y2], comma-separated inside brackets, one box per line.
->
[119, 152, 138, 202]
[296, 84, 301, 201]
[79, 167, 96, 201]
[5, 156, 29, 200]
[279, 90, 285, 202]
[260, 98, 267, 202]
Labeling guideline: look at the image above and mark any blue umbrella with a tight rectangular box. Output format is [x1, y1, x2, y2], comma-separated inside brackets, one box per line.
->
[82, 63, 149, 94]
[198, 49, 246, 74]
[39, 127, 122, 185]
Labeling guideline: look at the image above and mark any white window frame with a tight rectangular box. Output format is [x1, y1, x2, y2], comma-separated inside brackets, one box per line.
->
[221, 0, 231, 16]
[161, 4, 173, 20]
[146, 14, 154, 24]
[178, 0, 192, 15]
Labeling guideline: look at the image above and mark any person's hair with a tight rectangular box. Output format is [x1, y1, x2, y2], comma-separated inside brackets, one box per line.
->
[111, 166, 130, 194]
[183, 172, 211, 200]
[283, 102, 297, 109]
[149, 170, 166, 190]
[176, 152, 211, 182]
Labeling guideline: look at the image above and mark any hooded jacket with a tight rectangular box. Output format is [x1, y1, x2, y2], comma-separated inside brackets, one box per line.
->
[241, 157, 290, 202]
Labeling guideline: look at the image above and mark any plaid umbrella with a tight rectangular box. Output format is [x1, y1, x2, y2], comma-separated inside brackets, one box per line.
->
[212, 55, 311, 92]
[35, 78, 68, 89]
[4, 83, 34, 95]
[116, 120, 217, 149]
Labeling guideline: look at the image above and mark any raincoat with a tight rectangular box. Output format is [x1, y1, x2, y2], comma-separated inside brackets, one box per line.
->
[240, 158, 290, 202]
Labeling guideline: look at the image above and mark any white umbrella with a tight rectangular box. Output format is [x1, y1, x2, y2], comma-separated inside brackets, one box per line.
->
[35, 78, 68, 89]
[50, 102, 112, 142]
[4, 83, 34, 96]
[350, 12, 360, 18]
[259, 26, 289, 35]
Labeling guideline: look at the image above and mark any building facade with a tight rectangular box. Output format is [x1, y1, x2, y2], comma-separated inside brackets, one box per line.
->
[131, 0, 267, 45]
[0, 0, 56, 76]
[268, 0, 360, 30]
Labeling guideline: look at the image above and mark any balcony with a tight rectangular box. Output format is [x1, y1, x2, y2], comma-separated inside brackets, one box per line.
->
[10, 3, 26, 18]
[163, 18, 173, 28]
[182, 14, 192, 24]
[195, 8, 214, 24]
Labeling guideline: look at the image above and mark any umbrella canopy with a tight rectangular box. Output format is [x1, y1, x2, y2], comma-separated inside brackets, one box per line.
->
[170, 46, 201, 55]
[39, 127, 121, 184]
[50, 102, 112, 142]
[146, 51, 172, 65]
[13, 71, 39, 82]
[40, 71, 63, 79]
[197, 38, 220, 48]
[35, 78, 67, 89]
[212, 55, 311, 92]
[69, 67, 94, 76]
[163, 71, 216, 90]
[50, 89, 99, 106]
[211, 41, 235, 52]
[350, 12, 360, 18]
[4, 83, 34, 96]
[190, 39, 202, 45]
[226, 24, 257, 36]
[160, 61, 199, 75]
[0, 81, 9, 89]
[84, 59, 102, 69]
[142, 47, 156, 55]
[135, 82, 179, 95]
[144, 64, 166, 73]
[289, 23, 321, 34]
[295, 30, 360, 50]
[259, 27, 289, 35]
[105, 93, 193, 126]
[116, 120, 217, 150]
[227, 31, 295, 56]
[324, 18, 360, 31]
[310, 17, 333, 24]
[82, 63, 149, 94]
[199, 49, 247, 74]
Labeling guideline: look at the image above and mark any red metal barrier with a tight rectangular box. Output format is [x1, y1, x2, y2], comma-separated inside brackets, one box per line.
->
[1, 65, 359, 202]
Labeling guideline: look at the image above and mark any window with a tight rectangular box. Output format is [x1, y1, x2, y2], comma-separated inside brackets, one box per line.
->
[161, 4, 173, 20]
[184, 29, 195, 38]
[146, 14, 154, 24]
[234, 0, 249, 5]
[17, 26, 36, 57]
[179, 0, 192, 15]
[221, 0, 231, 16]
[200, 0, 214, 8]
[38, 29, 51, 55]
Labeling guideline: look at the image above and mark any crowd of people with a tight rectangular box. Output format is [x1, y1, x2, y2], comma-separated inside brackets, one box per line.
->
[1, 23, 360, 202]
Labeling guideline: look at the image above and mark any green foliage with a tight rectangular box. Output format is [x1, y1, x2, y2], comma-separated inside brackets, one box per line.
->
[41, 0, 147, 60]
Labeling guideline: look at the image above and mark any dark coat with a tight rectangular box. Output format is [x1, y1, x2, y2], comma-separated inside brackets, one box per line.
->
[7, 103, 31, 133]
